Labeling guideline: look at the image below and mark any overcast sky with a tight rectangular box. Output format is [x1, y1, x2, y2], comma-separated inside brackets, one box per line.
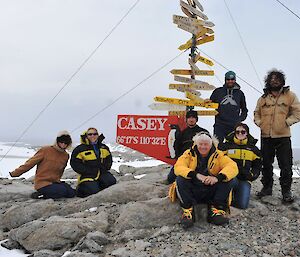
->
[0, 0, 299, 147]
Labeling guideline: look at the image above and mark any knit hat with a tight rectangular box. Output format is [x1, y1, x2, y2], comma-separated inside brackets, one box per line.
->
[186, 110, 198, 121]
[225, 71, 236, 80]
[193, 131, 212, 146]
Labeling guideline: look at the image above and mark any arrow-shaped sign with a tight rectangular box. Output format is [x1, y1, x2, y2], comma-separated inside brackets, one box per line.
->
[173, 15, 215, 27]
[180, 0, 208, 20]
[154, 96, 219, 109]
[179, 34, 214, 50]
[169, 110, 218, 116]
[169, 83, 216, 91]
[194, 54, 214, 66]
[171, 69, 214, 76]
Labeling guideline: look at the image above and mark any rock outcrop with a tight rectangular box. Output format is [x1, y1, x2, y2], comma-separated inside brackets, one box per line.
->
[0, 162, 300, 257]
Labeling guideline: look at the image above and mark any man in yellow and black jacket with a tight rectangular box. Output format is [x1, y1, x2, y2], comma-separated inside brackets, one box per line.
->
[219, 123, 262, 209]
[71, 128, 116, 197]
[174, 132, 238, 228]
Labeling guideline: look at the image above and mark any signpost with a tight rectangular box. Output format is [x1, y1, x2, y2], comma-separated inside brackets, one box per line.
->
[117, 0, 219, 165]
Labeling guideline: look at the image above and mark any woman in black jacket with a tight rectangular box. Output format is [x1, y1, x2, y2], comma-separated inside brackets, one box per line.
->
[219, 123, 262, 209]
[71, 128, 116, 197]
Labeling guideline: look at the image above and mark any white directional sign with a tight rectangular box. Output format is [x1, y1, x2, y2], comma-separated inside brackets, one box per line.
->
[174, 75, 214, 87]
[177, 23, 201, 35]
[180, 1, 208, 20]
[193, 0, 204, 11]
[173, 15, 215, 27]
[149, 103, 187, 111]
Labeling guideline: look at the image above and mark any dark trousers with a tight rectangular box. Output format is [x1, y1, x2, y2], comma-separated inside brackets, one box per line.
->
[176, 176, 236, 209]
[261, 137, 293, 192]
[38, 182, 76, 199]
[167, 166, 176, 184]
[77, 172, 117, 198]
[213, 123, 235, 143]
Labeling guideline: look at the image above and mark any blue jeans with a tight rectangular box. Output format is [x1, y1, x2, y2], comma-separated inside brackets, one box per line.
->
[232, 179, 251, 209]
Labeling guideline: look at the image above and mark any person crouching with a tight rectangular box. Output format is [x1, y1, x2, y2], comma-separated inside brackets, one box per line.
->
[174, 132, 238, 228]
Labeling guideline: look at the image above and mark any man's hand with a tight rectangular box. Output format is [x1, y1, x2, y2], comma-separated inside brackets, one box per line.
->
[202, 175, 218, 185]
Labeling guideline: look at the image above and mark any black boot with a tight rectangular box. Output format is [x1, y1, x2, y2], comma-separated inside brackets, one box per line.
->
[207, 205, 229, 226]
[282, 190, 294, 204]
[180, 207, 194, 229]
[256, 187, 272, 198]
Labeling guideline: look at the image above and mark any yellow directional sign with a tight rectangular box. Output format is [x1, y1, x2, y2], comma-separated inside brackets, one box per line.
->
[169, 83, 216, 91]
[173, 15, 215, 27]
[170, 69, 214, 76]
[194, 54, 214, 66]
[154, 96, 219, 109]
[178, 27, 208, 48]
[179, 34, 214, 50]
[185, 91, 202, 101]
[169, 110, 218, 116]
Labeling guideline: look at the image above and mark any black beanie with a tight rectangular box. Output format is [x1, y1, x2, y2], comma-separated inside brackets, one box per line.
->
[186, 110, 198, 121]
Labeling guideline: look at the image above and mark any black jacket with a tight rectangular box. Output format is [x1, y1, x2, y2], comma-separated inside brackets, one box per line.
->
[210, 83, 248, 127]
[218, 132, 261, 181]
[70, 132, 112, 183]
[174, 125, 208, 158]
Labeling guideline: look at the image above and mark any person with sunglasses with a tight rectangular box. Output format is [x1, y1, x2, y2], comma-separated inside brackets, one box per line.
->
[10, 131, 75, 199]
[70, 127, 116, 197]
[210, 71, 248, 143]
[219, 123, 262, 209]
[254, 69, 300, 203]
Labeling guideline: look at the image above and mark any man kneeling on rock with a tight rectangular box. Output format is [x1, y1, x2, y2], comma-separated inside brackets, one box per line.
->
[174, 132, 238, 228]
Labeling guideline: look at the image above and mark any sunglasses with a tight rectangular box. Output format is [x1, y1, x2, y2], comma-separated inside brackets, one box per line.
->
[235, 130, 247, 135]
[226, 78, 235, 81]
[87, 133, 98, 136]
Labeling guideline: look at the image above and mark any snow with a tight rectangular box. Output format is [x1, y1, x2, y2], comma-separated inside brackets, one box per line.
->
[0, 241, 29, 257]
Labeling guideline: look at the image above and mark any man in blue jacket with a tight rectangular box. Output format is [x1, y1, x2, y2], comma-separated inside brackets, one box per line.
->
[210, 71, 248, 143]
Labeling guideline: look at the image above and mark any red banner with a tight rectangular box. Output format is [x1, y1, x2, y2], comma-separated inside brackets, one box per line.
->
[116, 114, 185, 165]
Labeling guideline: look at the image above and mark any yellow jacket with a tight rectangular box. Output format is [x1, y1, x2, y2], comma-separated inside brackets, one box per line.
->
[174, 146, 238, 181]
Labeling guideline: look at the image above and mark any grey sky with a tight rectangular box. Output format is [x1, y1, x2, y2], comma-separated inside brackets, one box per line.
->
[0, 0, 299, 147]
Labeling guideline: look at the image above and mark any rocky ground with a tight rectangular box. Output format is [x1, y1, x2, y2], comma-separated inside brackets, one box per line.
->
[0, 152, 299, 257]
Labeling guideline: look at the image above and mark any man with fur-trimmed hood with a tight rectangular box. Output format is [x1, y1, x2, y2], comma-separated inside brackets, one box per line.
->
[254, 69, 300, 203]
[174, 132, 238, 228]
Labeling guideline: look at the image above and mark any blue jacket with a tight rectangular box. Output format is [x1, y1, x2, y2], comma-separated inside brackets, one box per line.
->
[210, 83, 248, 127]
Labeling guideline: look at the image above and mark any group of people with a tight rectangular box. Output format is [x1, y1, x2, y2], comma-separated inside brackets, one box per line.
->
[10, 128, 116, 199]
[9, 68, 300, 229]
[168, 69, 300, 229]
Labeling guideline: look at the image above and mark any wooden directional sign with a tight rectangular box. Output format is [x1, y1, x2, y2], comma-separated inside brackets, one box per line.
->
[149, 103, 187, 111]
[185, 91, 202, 101]
[169, 110, 218, 116]
[193, 0, 204, 12]
[177, 23, 201, 35]
[169, 83, 216, 91]
[173, 15, 215, 27]
[174, 75, 215, 87]
[179, 34, 214, 50]
[171, 69, 214, 76]
[194, 54, 214, 66]
[180, 1, 208, 20]
[181, 6, 193, 17]
[176, 87, 202, 97]
[154, 96, 219, 109]
[179, 27, 208, 46]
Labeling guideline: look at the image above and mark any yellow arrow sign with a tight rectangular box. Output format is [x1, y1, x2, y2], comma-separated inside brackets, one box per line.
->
[169, 83, 216, 91]
[170, 69, 214, 76]
[194, 54, 214, 66]
[185, 91, 202, 101]
[179, 34, 214, 50]
[154, 96, 219, 109]
[169, 110, 218, 116]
